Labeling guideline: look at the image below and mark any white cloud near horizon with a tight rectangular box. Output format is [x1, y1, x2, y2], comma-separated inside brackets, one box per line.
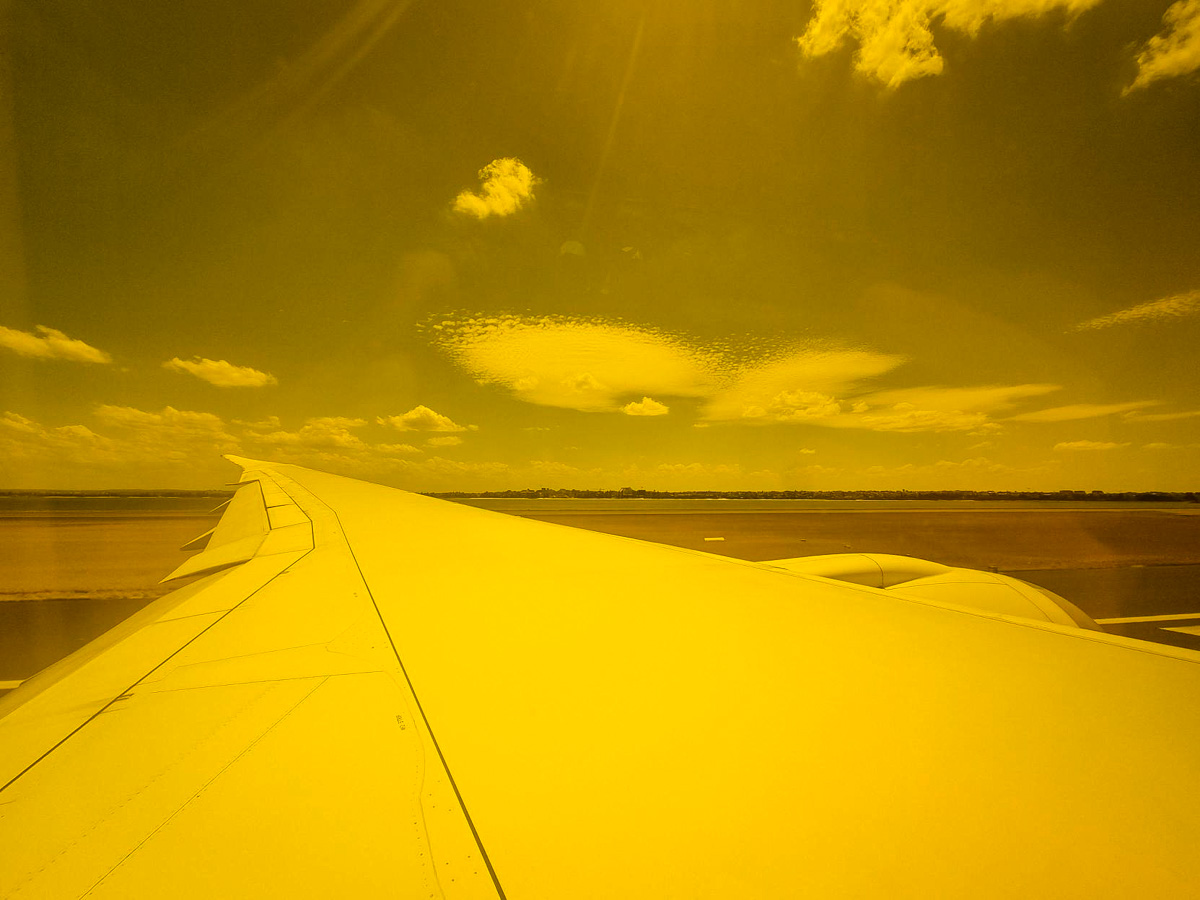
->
[0, 325, 112, 364]
[1124, 409, 1200, 422]
[452, 158, 539, 219]
[377, 405, 474, 432]
[163, 357, 278, 387]
[251, 416, 422, 457]
[1127, 0, 1200, 93]
[622, 397, 670, 416]
[1054, 440, 1130, 451]
[1010, 401, 1156, 422]
[1071, 289, 1200, 331]
[797, 0, 1103, 87]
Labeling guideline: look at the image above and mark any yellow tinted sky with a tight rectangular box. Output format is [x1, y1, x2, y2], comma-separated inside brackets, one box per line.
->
[2, 1, 1199, 490]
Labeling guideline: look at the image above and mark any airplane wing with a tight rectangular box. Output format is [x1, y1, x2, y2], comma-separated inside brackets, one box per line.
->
[2, 456, 1199, 898]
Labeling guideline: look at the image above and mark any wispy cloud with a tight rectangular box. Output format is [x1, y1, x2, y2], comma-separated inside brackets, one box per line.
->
[1126, 0, 1200, 93]
[1054, 440, 1130, 451]
[377, 405, 475, 432]
[622, 397, 670, 416]
[431, 312, 1073, 434]
[0, 325, 112, 364]
[1124, 409, 1200, 422]
[163, 357, 277, 387]
[452, 158, 539, 219]
[797, 0, 1102, 87]
[792, 383, 1061, 434]
[1010, 401, 1157, 422]
[426, 435, 463, 447]
[1071, 289, 1200, 331]
[704, 350, 904, 424]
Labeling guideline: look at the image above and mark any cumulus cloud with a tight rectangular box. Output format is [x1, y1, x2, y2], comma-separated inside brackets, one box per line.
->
[163, 356, 277, 387]
[95, 404, 236, 440]
[1054, 440, 1130, 451]
[452, 158, 539, 219]
[1071, 289, 1200, 331]
[239, 416, 425, 470]
[622, 397, 670, 416]
[377, 405, 474, 432]
[1127, 0, 1200, 93]
[256, 417, 371, 450]
[0, 406, 241, 478]
[1009, 401, 1156, 422]
[797, 0, 1103, 87]
[1, 411, 118, 461]
[0, 325, 112, 363]
[426, 435, 463, 447]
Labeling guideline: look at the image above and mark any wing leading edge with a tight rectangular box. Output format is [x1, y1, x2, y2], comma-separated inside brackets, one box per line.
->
[2, 456, 1199, 898]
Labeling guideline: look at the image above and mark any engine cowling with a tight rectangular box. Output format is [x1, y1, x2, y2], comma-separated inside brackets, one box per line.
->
[765, 552, 1100, 631]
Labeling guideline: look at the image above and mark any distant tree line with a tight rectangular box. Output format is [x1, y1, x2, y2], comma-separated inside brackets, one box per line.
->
[3, 488, 1195, 503]
[425, 488, 1200, 502]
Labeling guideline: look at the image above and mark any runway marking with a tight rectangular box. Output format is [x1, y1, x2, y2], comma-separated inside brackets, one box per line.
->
[1094, 613, 1200, 624]
[1162, 626, 1200, 636]
[703, 537, 725, 542]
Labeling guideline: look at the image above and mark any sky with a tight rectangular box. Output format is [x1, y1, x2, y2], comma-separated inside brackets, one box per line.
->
[1, 0, 1199, 491]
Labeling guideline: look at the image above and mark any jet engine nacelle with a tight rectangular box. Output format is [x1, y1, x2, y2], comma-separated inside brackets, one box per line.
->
[766, 553, 1099, 630]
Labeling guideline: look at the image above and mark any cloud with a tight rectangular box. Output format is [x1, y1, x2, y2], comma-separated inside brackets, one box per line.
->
[1123, 409, 1200, 422]
[431, 312, 1070, 434]
[797, 0, 1103, 87]
[1126, 0, 1200, 93]
[163, 356, 277, 387]
[1053, 440, 1130, 451]
[622, 397, 670, 416]
[1009, 401, 1156, 422]
[256, 417, 370, 450]
[0, 325, 112, 363]
[799, 383, 1061, 433]
[1, 412, 118, 462]
[719, 382, 1058, 433]
[1071, 288, 1200, 331]
[426, 435, 463, 447]
[0, 406, 240, 480]
[377, 405, 474, 432]
[94, 405, 239, 455]
[705, 350, 904, 424]
[432, 314, 722, 412]
[452, 158, 539, 219]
